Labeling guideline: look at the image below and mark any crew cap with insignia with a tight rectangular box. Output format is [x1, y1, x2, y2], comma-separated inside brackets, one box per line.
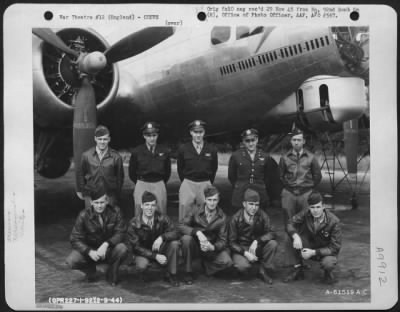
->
[142, 191, 157, 203]
[243, 188, 260, 202]
[188, 120, 206, 131]
[94, 125, 110, 137]
[307, 191, 323, 205]
[289, 127, 304, 138]
[141, 122, 160, 135]
[241, 128, 258, 139]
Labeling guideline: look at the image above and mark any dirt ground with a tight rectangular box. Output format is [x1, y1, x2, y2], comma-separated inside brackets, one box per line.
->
[34, 164, 370, 305]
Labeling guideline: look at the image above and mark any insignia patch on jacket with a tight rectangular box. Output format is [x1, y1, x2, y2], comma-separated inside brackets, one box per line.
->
[259, 157, 265, 161]
[205, 153, 211, 157]
[322, 231, 330, 237]
[159, 153, 164, 156]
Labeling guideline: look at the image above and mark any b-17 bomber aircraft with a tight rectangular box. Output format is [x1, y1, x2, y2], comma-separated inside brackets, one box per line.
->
[32, 25, 369, 191]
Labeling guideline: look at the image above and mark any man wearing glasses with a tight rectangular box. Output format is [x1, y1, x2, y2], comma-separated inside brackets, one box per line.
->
[177, 120, 218, 220]
[129, 122, 171, 216]
[228, 129, 272, 212]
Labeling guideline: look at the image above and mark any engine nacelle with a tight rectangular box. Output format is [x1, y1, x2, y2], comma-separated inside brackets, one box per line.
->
[264, 75, 368, 132]
[33, 28, 119, 128]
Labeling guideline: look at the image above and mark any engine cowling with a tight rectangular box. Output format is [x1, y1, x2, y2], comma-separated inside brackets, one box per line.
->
[33, 28, 119, 128]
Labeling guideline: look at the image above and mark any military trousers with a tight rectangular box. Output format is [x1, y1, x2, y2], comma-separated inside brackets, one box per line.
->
[134, 240, 180, 275]
[231, 240, 278, 273]
[180, 235, 233, 276]
[65, 243, 128, 283]
[178, 179, 211, 220]
[281, 188, 312, 222]
[283, 233, 338, 271]
[133, 180, 167, 216]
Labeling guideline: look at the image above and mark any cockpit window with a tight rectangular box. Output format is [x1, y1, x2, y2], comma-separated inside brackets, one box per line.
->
[236, 26, 264, 40]
[211, 26, 231, 45]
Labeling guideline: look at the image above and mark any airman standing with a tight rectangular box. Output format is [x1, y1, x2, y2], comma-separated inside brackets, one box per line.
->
[77, 125, 124, 209]
[177, 120, 218, 220]
[129, 122, 171, 216]
[228, 129, 272, 212]
[279, 128, 322, 221]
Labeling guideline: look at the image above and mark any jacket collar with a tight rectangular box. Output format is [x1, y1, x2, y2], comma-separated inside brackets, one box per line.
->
[238, 208, 261, 223]
[91, 146, 112, 158]
[88, 204, 114, 220]
[199, 205, 224, 219]
[134, 210, 162, 228]
[287, 148, 310, 158]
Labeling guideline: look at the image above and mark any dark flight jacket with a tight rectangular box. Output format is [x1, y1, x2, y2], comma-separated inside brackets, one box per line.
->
[70, 205, 126, 255]
[128, 144, 171, 183]
[286, 209, 342, 257]
[279, 148, 322, 195]
[77, 147, 124, 197]
[178, 206, 228, 252]
[228, 209, 276, 255]
[228, 147, 272, 207]
[177, 141, 218, 183]
[126, 211, 180, 259]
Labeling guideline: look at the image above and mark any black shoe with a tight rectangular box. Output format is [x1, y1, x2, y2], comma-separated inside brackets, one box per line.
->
[164, 273, 180, 287]
[323, 270, 336, 284]
[84, 273, 97, 283]
[183, 272, 193, 285]
[258, 268, 273, 284]
[138, 272, 150, 283]
[283, 267, 304, 283]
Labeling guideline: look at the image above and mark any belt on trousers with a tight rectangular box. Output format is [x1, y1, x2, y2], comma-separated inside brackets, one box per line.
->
[138, 177, 163, 183]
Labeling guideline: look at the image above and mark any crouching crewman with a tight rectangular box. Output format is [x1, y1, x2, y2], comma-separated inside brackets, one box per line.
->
[284, 191, 342, 284]
[179, 185, 233, 285]
[125, 191, 181, 286]
[228, 188, 278, 284]
[66, 189, 128, 286]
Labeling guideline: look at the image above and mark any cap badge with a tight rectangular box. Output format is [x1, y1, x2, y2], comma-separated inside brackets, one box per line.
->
[246, 130, 251, 135]
[195, 120, 200, 126]
[148, 124, 153, 129]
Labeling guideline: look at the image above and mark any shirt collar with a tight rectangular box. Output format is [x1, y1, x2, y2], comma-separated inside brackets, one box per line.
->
[142, 214, 154, 225]
[192, 141, 203, 149]
[205, 207, 216, 217]
[95, 146, 109, 156]
[146, 143, 156, 151]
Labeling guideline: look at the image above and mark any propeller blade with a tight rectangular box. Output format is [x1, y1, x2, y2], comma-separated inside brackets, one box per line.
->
[343, 119, 359, 174]
[33, 28, 79, 58]
[104, 27, 174, 63]
[73, 76, 97, 191]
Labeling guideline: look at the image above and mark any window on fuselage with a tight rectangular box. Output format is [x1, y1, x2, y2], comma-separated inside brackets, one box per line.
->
[236, 26, 264, 40]
[211, 26, 231, 45]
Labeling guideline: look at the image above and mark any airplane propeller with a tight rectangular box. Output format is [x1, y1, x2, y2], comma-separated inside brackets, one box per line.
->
[33, 27, 175, 194]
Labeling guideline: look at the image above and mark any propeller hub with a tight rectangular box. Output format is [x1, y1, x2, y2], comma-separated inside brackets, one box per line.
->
[79, 51, 107, 75]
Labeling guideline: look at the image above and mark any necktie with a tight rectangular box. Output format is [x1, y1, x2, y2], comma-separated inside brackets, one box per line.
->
[152, 147, 155, 154]
[249, 216, 254, 224]
[98, 215, 104, 228]
[206, 213, 212, 223]
[196, 144, 202, 154]
[147, 219, 153, 228]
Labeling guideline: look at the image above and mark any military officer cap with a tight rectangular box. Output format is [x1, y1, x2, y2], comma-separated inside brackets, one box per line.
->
[142, 191, 157, 203]
[289, 127, 304, 138]
[141, 122, 160, 135]
[188, 120, 206, 131]
[204, 185, 220, 198]
[241, 128, 258, 139]
[243, 188, 260, 202]
[307, 191, 323, 205]
[94, 125, 110, 137]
